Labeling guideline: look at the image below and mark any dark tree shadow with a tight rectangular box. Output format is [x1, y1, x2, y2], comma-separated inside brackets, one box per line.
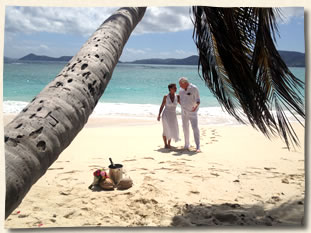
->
[171, 199, 305, 227]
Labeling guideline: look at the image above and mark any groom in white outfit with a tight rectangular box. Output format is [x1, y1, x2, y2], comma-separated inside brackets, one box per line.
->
[178, 77, 201, 152]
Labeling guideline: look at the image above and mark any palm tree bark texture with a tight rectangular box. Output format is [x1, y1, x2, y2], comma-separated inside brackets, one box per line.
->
[4, 7, 147, 219]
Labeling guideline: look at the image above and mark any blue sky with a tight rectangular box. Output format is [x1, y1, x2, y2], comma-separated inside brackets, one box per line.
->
[4, 6, 305, 61]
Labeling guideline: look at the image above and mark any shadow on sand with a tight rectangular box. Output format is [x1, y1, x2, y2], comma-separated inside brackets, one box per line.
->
[155, 146, 199, 156]
[171, 199, 305, 227]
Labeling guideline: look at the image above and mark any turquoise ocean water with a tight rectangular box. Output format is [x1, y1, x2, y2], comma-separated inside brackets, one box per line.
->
[3, 62, 305, 125]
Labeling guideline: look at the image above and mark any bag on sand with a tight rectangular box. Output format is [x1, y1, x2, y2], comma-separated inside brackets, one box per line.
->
[99, 178, 115, 190]
[117, 176, 133, 190]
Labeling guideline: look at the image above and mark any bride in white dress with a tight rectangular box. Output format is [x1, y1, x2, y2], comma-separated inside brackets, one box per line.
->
[157, 83, 180, 148]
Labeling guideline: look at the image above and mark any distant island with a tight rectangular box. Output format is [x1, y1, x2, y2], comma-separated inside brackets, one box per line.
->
[124, 51, 305, 67]
[4, 50, 305, 67]
[19, 53, 73, 62]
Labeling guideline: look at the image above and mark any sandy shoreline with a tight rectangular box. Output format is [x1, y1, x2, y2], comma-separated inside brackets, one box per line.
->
[4, 114, 305, 228]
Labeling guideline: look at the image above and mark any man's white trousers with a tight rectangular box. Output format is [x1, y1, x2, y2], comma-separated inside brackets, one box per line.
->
[181, 110, 200, 149]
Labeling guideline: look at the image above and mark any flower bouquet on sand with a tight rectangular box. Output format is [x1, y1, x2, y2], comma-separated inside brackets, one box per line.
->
[88, 164, 133, 191]
[88, 168, 114, 190]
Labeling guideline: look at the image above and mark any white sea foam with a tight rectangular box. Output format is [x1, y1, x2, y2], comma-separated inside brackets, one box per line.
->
[3, 101, 304, 126]
[3, 101, 29, 114]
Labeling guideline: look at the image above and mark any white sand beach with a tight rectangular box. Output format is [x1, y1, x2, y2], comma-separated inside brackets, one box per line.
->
[4, 114, 305, 228]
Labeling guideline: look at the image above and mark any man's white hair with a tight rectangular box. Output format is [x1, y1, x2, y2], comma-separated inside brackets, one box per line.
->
[179, 77, 189, 84]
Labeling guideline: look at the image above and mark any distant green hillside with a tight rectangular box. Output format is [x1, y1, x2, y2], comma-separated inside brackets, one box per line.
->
[125, 55, 199, 65]
[19, 53, 72, 62]
[126, 50, 305, 67]
[278, 51, 305, 67]
[4, 50, 305, 67]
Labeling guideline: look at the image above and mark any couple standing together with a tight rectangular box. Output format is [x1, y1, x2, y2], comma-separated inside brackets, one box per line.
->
[157, 77, 201, 153]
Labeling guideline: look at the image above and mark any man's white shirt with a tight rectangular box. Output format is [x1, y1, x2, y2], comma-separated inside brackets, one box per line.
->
[179, 83, 200, 113]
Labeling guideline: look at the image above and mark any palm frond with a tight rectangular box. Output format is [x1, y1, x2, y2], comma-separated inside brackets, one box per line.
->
[191, 7, 305, 149]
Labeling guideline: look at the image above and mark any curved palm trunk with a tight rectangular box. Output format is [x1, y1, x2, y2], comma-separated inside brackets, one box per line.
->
[4, 7, 146, 219]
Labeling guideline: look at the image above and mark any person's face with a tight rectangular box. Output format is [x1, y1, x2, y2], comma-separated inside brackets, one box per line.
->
[179, 81, 188, 89]
[169, 86, 177, 93]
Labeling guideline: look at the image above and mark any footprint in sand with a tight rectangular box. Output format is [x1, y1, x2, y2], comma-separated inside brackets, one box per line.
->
[60, 177, 78, 181]
[170, 168, 183, 173]
[281, 157, 290, 161]
[189, 190, 200, 195]
[63, 210, 76, 219]
[88, 165, 105, 168]
[138, 168, 148, 171]
[59, 170, 82, 175]
[267, 196, 282, 204]
[210, 172, 220, 177]
[210, 137, 218, 142]
[264, 167, 276, 170]
[17, 214, 29, 218]
[48, 167, 64, 170]
[50, 218, 56, 223]
[123, 159, 137, 162]
[32, 206, 41, 211]
[155, 167, 171, 171]
[59, 189, 73, 196]
[56, 160, 70, 163]
[167, 161, 186, 166]
[178, 158, 192, 162]
[201, 129, 207, 136]
[247, 167, 262, 170]
[252, 194, 262, 198]
[56, 202, 66, 207]
[213, 168, 230, 173]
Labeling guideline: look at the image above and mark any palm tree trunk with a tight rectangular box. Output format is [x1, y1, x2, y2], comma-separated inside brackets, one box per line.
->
[4, 7, 146, 219]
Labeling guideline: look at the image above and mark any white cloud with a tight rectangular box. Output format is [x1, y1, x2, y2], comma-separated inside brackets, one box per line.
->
[4, 6, 303, 59]
[5, 6, 193, 37]
[133, 7, 193, 34]
[5, 6, 117, 36]
[39, 44, 49, 50]
[278, 7, 304, 24]
[5, 6, 302, 36]
[126, 48, 146, 54]
[175, 49, 187, 55]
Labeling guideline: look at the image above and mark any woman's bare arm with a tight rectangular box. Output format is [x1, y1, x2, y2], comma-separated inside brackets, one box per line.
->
[157, 96, 167, 121]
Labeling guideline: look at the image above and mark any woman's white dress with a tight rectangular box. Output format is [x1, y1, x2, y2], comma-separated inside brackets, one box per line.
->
[162, 94, 180, 142]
